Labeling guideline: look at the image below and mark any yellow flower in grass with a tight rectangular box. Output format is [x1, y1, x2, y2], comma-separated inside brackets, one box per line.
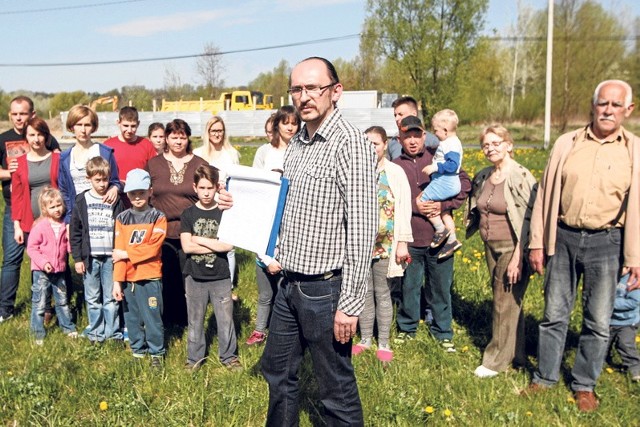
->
[461, 346, 469, 352]
[605, 367, 614, 374]
[567, 396, 575, 404]
[425, 406, 434, 414]
[636, 335, 640, 343]
[99, 401, 108, 411]
[526, 411, 533, 417]
[443, 408, 452, 417]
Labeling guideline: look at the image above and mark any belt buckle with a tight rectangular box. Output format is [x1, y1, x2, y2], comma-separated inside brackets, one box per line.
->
[322, 271, 334, 280]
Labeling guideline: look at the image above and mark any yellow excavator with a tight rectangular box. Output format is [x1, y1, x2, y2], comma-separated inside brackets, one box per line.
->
[89, 96, 119, 111]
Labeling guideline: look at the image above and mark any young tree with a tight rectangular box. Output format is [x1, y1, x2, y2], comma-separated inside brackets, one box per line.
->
[196, 42, 225, 99]
[364, 0, 488, 122]
[248, 59, 290, 107]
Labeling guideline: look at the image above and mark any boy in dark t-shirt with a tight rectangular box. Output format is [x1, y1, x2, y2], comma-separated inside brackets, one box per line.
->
[180, 165, 240, 371]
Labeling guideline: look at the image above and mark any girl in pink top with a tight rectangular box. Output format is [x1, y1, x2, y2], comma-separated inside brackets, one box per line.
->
[26, 188, 77, 345]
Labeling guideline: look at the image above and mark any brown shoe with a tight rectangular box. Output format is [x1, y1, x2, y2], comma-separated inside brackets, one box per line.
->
[520, 382, 549, 397]
[574, 391, 599, 412]
[43, 312, 54, 327]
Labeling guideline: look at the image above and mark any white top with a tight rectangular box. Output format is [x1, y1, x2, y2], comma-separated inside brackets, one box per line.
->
[193, 146, 240, 182]
[253, 143, 286, 172]
[69, 144, 100, 195]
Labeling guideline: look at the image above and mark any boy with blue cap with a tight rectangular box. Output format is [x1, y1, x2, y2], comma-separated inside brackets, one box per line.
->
[112, 168, 167, 368]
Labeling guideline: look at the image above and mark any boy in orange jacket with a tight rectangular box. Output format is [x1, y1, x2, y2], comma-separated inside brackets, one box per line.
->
[112, 169, 167, 368]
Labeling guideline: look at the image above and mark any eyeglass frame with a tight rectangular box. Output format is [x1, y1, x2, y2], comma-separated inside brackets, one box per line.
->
[480, 140, 506, 150]
[287, 83, 336, 98]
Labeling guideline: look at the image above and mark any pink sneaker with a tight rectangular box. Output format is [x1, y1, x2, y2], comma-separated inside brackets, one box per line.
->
[351, 343, 370, 356]
[376, 348, 393, 363]
[246, 330, 266, 345]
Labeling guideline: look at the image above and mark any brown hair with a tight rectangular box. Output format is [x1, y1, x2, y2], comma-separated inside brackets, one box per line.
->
[66, 105, 98, 133]
[86, 156, 111, 178]
[23, 117, 54, 151]
[193, 164, 219, 187]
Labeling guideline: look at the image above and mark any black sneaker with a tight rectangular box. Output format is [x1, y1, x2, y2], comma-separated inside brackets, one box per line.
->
[151, 356, 163, 369]
[0, 314, 14, 323]
[437, 240, 462, 259]
[430, 229, 451, 248]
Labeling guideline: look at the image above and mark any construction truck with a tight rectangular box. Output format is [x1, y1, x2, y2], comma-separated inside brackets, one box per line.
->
[90, 96, 119, 111]
[161, 91, 273, 114]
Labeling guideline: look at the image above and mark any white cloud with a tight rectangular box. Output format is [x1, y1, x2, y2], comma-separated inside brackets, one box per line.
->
[98, 10, 230, 37]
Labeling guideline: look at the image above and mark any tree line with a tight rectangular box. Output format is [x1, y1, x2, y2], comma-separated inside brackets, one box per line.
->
[1, 0, 637, 130]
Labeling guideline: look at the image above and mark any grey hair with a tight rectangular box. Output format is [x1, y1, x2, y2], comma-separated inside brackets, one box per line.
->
[592, 80, 633, 107]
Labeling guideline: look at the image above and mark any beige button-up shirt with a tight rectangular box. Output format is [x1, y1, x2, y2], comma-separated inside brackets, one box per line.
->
[560, 127, 631, 229]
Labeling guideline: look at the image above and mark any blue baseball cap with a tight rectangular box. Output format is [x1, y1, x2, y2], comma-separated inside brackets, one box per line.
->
[124, 168, 151, 192]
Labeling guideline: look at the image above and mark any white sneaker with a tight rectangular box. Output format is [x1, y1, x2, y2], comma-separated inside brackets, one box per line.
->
[474, 365, 499, 378]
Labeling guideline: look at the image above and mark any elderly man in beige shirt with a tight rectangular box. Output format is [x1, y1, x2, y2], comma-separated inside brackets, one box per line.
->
[523, 80, 639, 412]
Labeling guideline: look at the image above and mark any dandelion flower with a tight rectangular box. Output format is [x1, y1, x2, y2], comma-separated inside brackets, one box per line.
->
[443, 408, 452, 417]
[567, 397, 575, 404]
[526, 411, 533, 417]
[425, 406, 434, 414]
[605, 367, 614, 374]
[461, 346, 469, 352]
[99, 401, 108, 411]
[635, 335, 640, 343]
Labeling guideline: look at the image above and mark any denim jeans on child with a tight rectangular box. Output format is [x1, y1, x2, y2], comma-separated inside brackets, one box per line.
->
[122, 279, 164, 356]
[83, 256, 121, 341]
[30, 270, 76, 339]
[261, 275, 364, 426]
[185, 275, 237, 365]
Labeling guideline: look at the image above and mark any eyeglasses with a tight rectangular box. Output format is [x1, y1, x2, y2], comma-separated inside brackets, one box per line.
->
[287, 83, 336, 98]
[481, 140, 505, 150]
[209, 129, 224, 135]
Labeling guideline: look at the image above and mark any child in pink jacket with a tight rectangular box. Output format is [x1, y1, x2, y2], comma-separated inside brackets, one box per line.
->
[26, 188, 77, 345]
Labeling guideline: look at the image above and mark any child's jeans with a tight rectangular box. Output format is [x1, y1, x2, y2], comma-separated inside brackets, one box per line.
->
[83, 256, 122, 342]
[122, 279, 165, 356]
[185, 275, 237, 365]
[30, 270, 76, 339]
[420, 173, 461, 202]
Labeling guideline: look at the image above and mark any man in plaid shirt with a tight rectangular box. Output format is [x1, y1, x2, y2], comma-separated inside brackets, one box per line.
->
[261, 57, 377, 426]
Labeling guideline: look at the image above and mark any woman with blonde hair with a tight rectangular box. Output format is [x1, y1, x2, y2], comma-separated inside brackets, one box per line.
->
[194, 116, 240, 177]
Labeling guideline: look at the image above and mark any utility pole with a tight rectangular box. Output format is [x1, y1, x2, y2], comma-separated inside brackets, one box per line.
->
[543, 0, 554, 149]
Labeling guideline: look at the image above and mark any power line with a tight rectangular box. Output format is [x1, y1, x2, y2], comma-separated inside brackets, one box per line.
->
[0, 0, 151, 16]
[0, 34, 360, 67]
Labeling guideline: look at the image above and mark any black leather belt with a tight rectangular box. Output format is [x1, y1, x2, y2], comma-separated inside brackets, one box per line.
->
[283, 269, 342, 282]
[558, 221, 618, 234]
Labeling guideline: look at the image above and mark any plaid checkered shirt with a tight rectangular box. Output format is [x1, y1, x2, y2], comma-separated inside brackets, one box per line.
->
[278, 108, 378, 316]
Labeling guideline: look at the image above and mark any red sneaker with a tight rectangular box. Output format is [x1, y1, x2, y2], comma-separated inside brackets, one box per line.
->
[246, 330, 266, 346]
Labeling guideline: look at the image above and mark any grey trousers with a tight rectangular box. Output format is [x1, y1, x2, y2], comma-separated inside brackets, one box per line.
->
[482, 240, 529, 372]
[609, 324, 640, 377]
[358, 258, 393, 347]
[185, 275, 237, 365]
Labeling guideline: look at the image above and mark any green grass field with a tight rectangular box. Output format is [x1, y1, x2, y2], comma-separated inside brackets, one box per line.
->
[1, 130, 639, 426]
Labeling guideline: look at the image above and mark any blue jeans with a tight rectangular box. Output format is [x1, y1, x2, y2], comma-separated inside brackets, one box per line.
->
[83, 256, 121, 341]
[398, 246, 454, 339]
[261, 276, 364, 427]
[533, 225, 621, 392]
[122, 279, 164, 356]
[0, 206, 25, 317]
[30, 271, 75, 339]
[185, 275, 237, 365]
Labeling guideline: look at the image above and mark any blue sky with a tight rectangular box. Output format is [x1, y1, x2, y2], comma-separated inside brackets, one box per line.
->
[0, 0, 637, 94]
